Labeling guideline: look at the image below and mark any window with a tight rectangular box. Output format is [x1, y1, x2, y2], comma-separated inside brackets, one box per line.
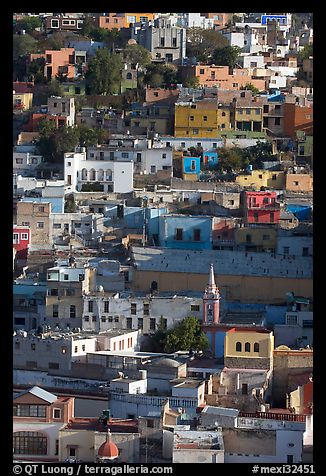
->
[15, 341, 20, 350]
[108, 316, 113, 322]
[53, 223, 61, 229]
[65, 288, 75, 297]
[104, 301, 109, 313]
[302, 320, 313, 328]
[160, 37, 165, 47]
[253, 212, 258, 223]
[233, 83, 238, 87]
[52, 305, 58, 318]
[194, 229, 201, 241]
[262, 235, 270, 240]
[181, 142, 186, 148]
[242, 383, 248, 395]
[74, 346, 78, 353]
[172, 37, 177, 47]
[302, 247, 309, 256]
[84, 316, 89, 322]
[203, 116, 207, 121]
[200, 69, 205, 74]
[190, 116, 194, 121]
[246, 234, 252, 243]
[13, 404, 47, 418]
[143, 303, 149, 316]
[88, 301, 93, 313]
[263, 105, 269, 113]
[138, 318, 143, 329]
[246, 109, 251, 115]
[245, 342, 251, 352]
[175, 228, 183, 241]
[254, 342, 260, 352]
[287, 314, 298, 325]
[236, 342, 242, 352]
[122, 152, 129, 158]
[287, 455, 294, 464]
[22, 222, 30, 226]
[213, 142, 217, 148]
[191, 305, 200, 312]
[127, 318, 132, 329]
[147, 419, 154, 428]
[293, 181, 299, 186]
[82, 345, 86, 351]
[13, 431, 47, 455]
[114, 316, 119, 322]
[131, 303, 137, 315]
[49, 288, 58, 296]
[51, 19, 59, 28]
[16, 158, 23, 164]
[53, 408, 61, 419]
[70, 305, 76, 318]
[13, 233, 19, 244]
[193, 129, 199, 134]
[270, 212, 275, 222]
[191, 160, 197, 171]
[150, 318, 156, 331]
[37, 222, 44, 229]
[63, 274, 69, 281]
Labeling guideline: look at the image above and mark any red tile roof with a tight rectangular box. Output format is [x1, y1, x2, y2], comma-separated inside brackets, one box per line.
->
[13, 82, 34, 94]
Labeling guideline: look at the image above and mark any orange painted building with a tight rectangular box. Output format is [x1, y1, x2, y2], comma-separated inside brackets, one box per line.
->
[181, 65, 266, 91]
[96, 13, 157, 30]
[201, 13, 231, 29]
[283, 103, 313, 138]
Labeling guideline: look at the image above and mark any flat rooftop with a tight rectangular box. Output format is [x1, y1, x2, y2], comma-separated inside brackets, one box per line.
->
[131, 246, 312, 278]
[87, 351, 169, 358]
[174, 430, 224, 451]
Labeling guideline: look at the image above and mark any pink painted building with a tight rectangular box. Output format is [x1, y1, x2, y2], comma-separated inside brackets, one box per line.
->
[13, 225, 31, 259]
[243, 191, 280, 225]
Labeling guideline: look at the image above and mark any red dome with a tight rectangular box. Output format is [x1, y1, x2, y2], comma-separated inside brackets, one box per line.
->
[98, 438, 119, 460]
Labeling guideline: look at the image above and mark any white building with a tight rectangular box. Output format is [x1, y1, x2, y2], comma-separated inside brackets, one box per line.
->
[172, 429, 224, 463]
[13, 152, 44, 175]
[82, 292, 203, 334]
[87, 145, 173, 176]
[223, 416, 305, 463]
[159, 136, 224, 151]
[177, 13, 214, 29]
[64, 150, 134, 194]
[47, 96, 75, 126]
[51, 211, 105, 246]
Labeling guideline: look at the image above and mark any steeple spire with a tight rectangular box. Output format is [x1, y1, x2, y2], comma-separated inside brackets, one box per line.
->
[209, 263, 216, 288]
[203, 263, 220, 324]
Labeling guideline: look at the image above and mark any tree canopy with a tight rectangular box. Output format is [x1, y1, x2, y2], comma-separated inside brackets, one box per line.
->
[212, 45, 242, 68]
[143, 63, 179, 87]
[13, 33, 38, 61]
[16, 16, 42, 34]
[123, 43, 152, 66]
[85, 48, 122, 95]
[186, 27, 228, 63]
[164, 316, 209, 353]
[240, 83, 260, 94]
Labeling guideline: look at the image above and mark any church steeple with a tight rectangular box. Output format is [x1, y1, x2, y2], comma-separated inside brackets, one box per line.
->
[203, 263, 220, 324]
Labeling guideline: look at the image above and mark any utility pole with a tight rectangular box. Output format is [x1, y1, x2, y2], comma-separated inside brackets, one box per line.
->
[142, 196, 148, 247]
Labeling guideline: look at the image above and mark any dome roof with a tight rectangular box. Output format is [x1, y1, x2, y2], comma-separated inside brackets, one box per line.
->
[127, 38, 137, 45]
[98, 433, 119, 460]
[151, 357, 181, 368]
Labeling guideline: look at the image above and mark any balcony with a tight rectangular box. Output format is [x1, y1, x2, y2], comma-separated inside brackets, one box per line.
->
[247, 202, 280, 211]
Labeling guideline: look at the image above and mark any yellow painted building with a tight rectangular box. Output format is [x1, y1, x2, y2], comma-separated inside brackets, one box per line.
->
[13, 91, 33, 111]
[234, 104, 263, 133]
[235, 226, 277, 252]
[224, 328, 274, 362]
[124, 13, 157, 26]
[174, 101, 231, 138]
[235, 170, 285, 190]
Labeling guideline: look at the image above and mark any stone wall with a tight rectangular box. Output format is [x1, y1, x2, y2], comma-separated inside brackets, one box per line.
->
[224, 357, 272, 370]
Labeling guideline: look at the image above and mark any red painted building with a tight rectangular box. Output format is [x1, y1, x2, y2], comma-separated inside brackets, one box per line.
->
[13, 225, 31, 259]
[243, 191, 280, 225]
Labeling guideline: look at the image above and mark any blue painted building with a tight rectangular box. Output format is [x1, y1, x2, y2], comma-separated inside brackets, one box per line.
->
[203, 151, 218, 167]
[105, 206, 167, 243]
[158, 214, 213, 250]
[261, 14, 288, 26]
[286, 204, 312, 221]
[22, 197, 64, 213]
[182, 156, 201, 179]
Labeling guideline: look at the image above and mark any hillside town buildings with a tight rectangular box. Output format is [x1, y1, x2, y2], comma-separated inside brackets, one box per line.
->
[13, 11, 313, 465]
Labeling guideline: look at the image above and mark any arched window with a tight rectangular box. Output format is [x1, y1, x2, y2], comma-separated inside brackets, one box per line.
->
[106, 169, 112, 181]
[236, 341, 242, 352]
[151, 281, 158, 291]
[221, 111, 226, 117]
[245, 342, 251, 352]
[126, 72, 132, 80]
[89, 169, 96, 181]
[254, 342, 260, 353]
[81, 168, 87, 180]
[97, 169, 104, 181]
[13, 431, 47, 455]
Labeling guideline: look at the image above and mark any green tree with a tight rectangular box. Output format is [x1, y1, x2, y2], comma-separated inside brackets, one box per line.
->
[149, 73, 164, 88]
[183, 76, 200, 88]
[17, 17, 42, 34]
[217, 147, 245, 172]
[77, 124, 99, 146]
[81, 15, 95, 37]
[240, 83, 260, 94]
[212, 45, 242, 68]
[299, 43, 313, 61]
[164, 317, 209, 353]
[123, 43, 152, 66]
[186, 27, 228, 63]
[144, 63, 178, 87]
[37, 31, 67, 52]
[85, 49, 122, 94]
[27, 57, 46, 83]
[64, 194, 77, 213]
[48, 79, 64, 96]
[36, 124, 80, 163]
[13, 34, 38, 61]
